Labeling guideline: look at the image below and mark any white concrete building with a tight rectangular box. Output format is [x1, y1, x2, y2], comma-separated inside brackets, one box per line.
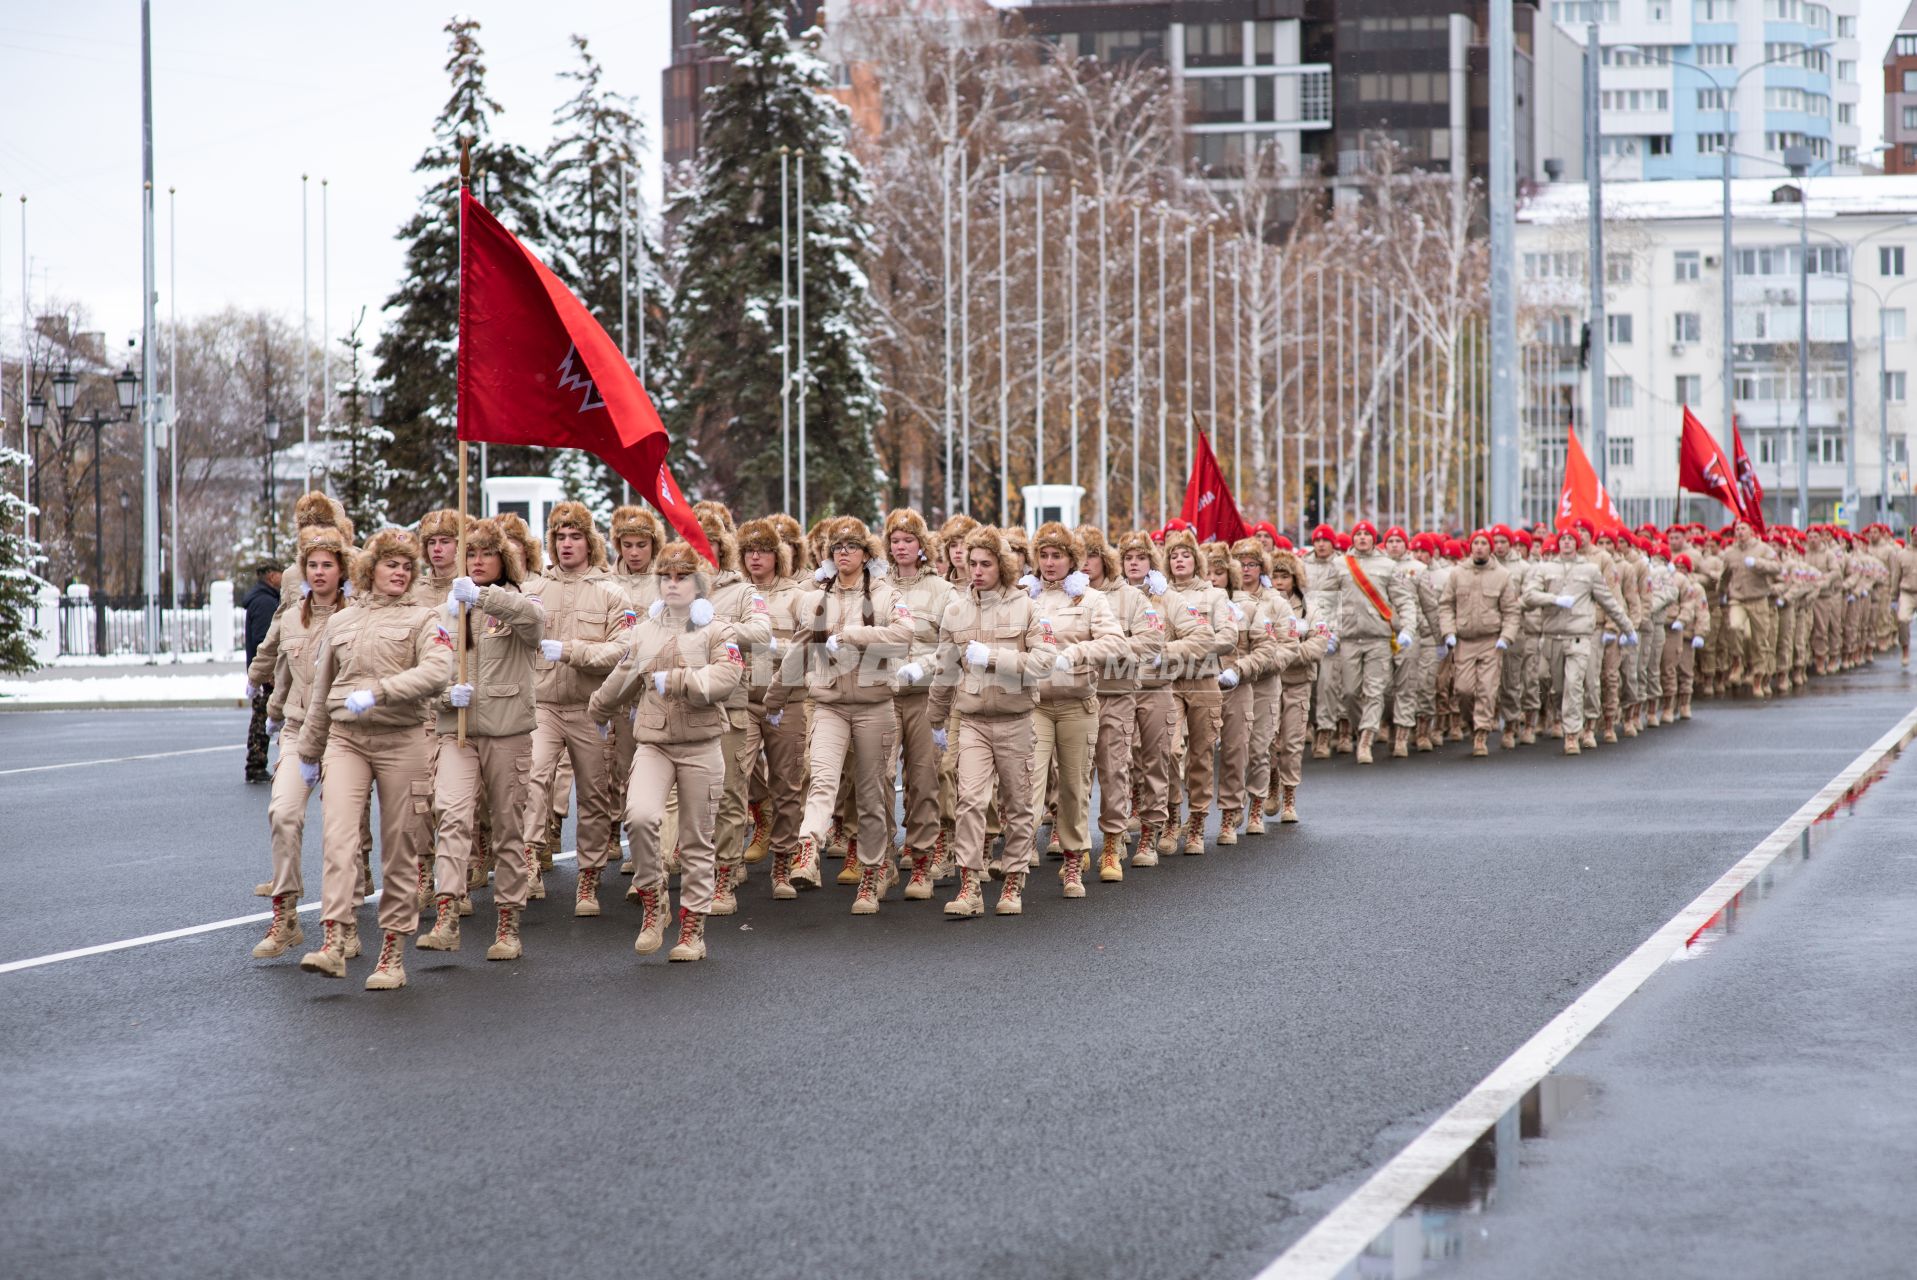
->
[1516, 175, 1917, 529]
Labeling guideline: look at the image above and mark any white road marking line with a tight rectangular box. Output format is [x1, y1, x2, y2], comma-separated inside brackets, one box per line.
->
[1253, 701, 1917, 1280]
[0, 849, 581, 976]
[0, 744, 242, 776]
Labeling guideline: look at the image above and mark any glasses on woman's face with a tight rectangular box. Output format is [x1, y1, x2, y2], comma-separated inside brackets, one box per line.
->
[831, 542, 863, 556]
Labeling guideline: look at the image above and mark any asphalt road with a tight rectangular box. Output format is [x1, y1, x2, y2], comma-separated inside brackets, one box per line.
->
[2, 664, 1913, 1280]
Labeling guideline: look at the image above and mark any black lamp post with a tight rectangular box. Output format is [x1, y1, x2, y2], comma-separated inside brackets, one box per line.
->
[118, 489, 131, 592]
[264, 412, 281, 558]
[26, 393, 46, 539]
[52, 363, 138, 653]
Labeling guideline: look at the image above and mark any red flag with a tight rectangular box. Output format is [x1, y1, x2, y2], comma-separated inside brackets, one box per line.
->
[1176, 430, 1249, 544]
[1729, 415, 1765, 531]
[1554, 426, 1627, 535]
[1676, 406, 1745, 520]
[456, 191, 715, 566]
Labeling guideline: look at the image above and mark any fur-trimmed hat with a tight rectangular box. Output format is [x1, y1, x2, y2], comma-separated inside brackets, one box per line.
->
[545, 501, 608, 571]
[496, 513, 543, 577]
[1269, 547, 1308, 602]
[610, 505, 666, 555]
[295, 523, 351, 587]
[736, 517, 793, 579]
[417, 508, 464, 544]
[1005, 527, 1031, 569]
[767, 513, 809, 574]
[821, 515, 883, 565]
[464, 517, 527, 586]
[696, 507, 740, 574]
[1031, 521, 1082, 570]
[1203, 541, 1242, 592]
[962, 524, 1021, 589]
[1230, 536, 1271, 580]
[692, 500, 735, 534]
[652, 539, 710, 589]
[1116, 529, 1164, 574]
[882, 508, 936, 564]
[352, 527, 425, 595]
[294, 490, 357, 548]
[1077, 525, 1120, 583]
[1162, 527, 1204, 579]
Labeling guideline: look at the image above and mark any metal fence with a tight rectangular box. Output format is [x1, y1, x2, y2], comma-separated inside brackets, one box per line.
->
[52, 595, 245, 659]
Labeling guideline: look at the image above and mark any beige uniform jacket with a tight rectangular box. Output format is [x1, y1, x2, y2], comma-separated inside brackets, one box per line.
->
[1090, 579, 1168, 692]
[523, 567, 626, 706]
[1275, 591, 1332, 687]
[1672, 575, 1709, 633]
[706, 570, 773, 711]
[1220, 587, 1292, 682]
[1127, 576, 1216, 689]
[298, 592, 455, 762]
[1303, 553, 1343, 630]
[1032, 581, 1129, 703]
[889, 568, 957, 696]
[1891, 544, 1917, 597]
[1318, 551, 1421, 642]
[1523, 559, 1632, 638]
[1725, 542, 1782, 602]
[416, 571, 456, 612]
[609, 565, 660, 616]
[588, 609, 743, 746]
[782, 576, 913, 708]
[1163, 577, 1237, 686]
[927, 585, 1059, 726]
[1439, 559, 1521, 645]
[252, 595, 345, 726]
[742, 575, 806, 706]
[434, 584, 544, 738]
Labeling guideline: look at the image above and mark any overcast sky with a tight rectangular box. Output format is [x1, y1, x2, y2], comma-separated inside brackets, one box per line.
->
[0, 1, 1899, 370]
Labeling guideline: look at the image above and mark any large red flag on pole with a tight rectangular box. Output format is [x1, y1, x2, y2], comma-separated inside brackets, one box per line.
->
[1729, 415, 1765, 531]
[456, 189, 715, 565]
[1676, 405, 1746, 520]
[1176, 428, 1249, 544]
[1555, 425, 1627, 534]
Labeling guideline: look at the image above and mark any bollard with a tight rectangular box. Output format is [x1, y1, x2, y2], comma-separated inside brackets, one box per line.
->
[209, 579, 235, 659]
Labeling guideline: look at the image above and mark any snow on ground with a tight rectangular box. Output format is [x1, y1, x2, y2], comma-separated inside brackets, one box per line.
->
[0, 675, 244, 705]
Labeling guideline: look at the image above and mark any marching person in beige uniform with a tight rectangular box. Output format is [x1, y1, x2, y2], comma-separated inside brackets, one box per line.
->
[1267, 547, 1332, 823]
[1118, 531, 1210, 867]
[1662, 552, 1709, 720]
[1026, 522, 1127, 897]
[415, 509, 464, 609]
[1437, 531, 1519, 757]
[783, 516, 912, 914]
[693, 508, 773, 915]
[1380, 527, 1424, 753]
[1211, 540, 1287, 844]
[1890, 531, 1917, 665]
[588, 541, 743, 962]
[1724, 519, 1783, 697]
[417, 518, 544, 960]
[522, 502, 627, 911]
[247, 525, 351, 960]
[1323, 521, 1419, 765]
[605, 505, 665, 874]
[1407, 534, 1449, 751]
[296, 528, 454, 989]
[883, 509, 956, 898]
[1081, 526, 1165, 881]
[1524, 533, 1634, 755]
[737, 518, 809, 899]
[1161, 528, 1235, 854]
[1305, 526, 1347, 758]
[929, 525, 1058, 918]
[934, 514, 980, 850]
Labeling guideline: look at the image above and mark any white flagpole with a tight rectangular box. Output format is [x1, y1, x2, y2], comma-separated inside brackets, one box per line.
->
[1274, 249, 1285, 521]
[779, 147, 790, 516]
[1184, 222, 1194, 483]
[321, 177, 330, 485]
[1130, 202, 1141, 526]
[1034, 166, 1044, 494]
[997, 157, 1008, 525]
[168, 186, 180, 657]
[300, 174, 310, 490]
[1207, 225, 1217, 447]
[1232, 237, 1243, 490]
[1156, 206, 1168, 522]
[1069, 181, 1079, 500]
[961, 147, 971, 513]
[619, 163, 631, 506]
[796, 149, 808, 529]
[17, 195, 26, 547]
[943, 146, 953, 517]
[1096, 179, 1107, 531]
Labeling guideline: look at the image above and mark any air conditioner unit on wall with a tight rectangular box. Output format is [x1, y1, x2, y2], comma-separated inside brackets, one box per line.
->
[1671, 343, 1687, 356]
[1705, 255, 1720, 268]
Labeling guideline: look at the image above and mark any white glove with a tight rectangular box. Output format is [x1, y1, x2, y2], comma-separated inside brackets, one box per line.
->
[1017, 573, 1040, 599]
[1692, 636, 1705, 649]
[1622, 632, 1639, 648]
[1602, 632, 1616, 646]
[1671, 619, 1684, 632]
[896, 661, 924, 685]
[299, 581, 312, 599]
[1495, 637, 1509, 651]
[1744, 556, 1756, 568]
[814, 564, 834, 582]
[964, 640, 991, 670]
[1326, 636, 1340, 654]
[1217, 668, 1239, 690]
[932, 728, 948, 751]
[767, 711, 783, 727]
[450, 575, 480, 606]
[449, 683, 473, 708]
[1289, 615, 1305, 636]
[1145, 570, 1167, 596]
[1555, 594, 1575, 610]
[1228, 602, 1246, 624]
[689, 598, 715, 627]
[652, 671, 668, 695]
[299, 760, 321, 789]
[345, 689, 376, 716]
[1396, 628, 1414, 649]
[1444, 634, 1457, 650]
[265, 717, 283, 736]
[244, 681, 257, 699]
[540, 639, 564, 662]
[825, 634, 842, 655]
[1260, 574, 1272, 589]
[767, 636, 778, 654]
[1063, 571, 1089, 598]
[594, 720, 610, 741]
[1054, 652, 1072, 674]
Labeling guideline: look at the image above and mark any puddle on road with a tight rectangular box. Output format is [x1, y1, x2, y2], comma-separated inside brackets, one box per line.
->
[1333, 730, 1911, 1278]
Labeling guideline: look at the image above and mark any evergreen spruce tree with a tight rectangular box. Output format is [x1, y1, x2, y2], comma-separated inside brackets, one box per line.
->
[542, 33, 670, 517]
[665, 0, 883, 519]
[332, 312, 395, 536]
[0, 446, 47, 673]
[374, 15, 559, 521]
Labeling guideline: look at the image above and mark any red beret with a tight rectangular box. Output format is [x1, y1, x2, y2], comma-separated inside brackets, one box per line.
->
[1310, 523, 1338, 542]
[1350, 521, 1378, 540]
[1272, 534, 1294, 550]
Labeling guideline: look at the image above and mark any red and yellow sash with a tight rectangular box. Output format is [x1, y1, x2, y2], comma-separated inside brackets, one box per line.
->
[1346, 555, 1398, 652]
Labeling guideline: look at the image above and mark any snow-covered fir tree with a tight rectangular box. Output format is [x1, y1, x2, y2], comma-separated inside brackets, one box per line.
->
[332, 313, 395, 536]
[0, 446, 48, 673]
[542, 33, 671, 517]
[374, 14, 559, 521]
[665, 0, 884, 520]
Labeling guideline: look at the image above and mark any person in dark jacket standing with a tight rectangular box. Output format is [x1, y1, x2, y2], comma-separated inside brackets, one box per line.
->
[242, 562, 282, 782]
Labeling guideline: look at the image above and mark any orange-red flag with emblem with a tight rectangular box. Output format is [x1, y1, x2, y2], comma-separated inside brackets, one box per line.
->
[1555, 426, 1627, 535]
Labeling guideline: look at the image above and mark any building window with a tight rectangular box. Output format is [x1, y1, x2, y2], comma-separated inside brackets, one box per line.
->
[1606, 254, 1633, 284]
[1813, 432, 1844, 465]
[1696, 89, 1732, 111]
[1887, 372, 1909, 403]
[1607, 376, 1635, 409]
[1696, 44, 1736, 67]
[1883, 247, 1906, 278]
[1648, 135, 1673, 157]
[1607, 314, 1634, 344]
[1837, 103, 1854, 126]
[1694, 0, 1736, 16]
[1906, 107, 1917, 131]
[1674, 251, 1701, 282]
[1676, 374, 1703, 405]
[1904, 71, 1917, 94]
[1553, 1, 1620, 20]
[1607, 436, 1635, 469]
[1299, 69, 1330, 123]
[1601, 90, 1671, 112]
[1766, 45, 1828, 74]
[1885, 310, 1908, 343]
[1185, 21, 1244, 68]
[1697, 132, 1730, 154]
[1194, 131, 1245, 178]
[1757, 433, 1788, 466]
[1673, 312, 1703, 343]
[1899, 35, 1917, 56]
[1836, 15, 1854, 36]
[1602, 136, 1641, 158]
[1186, 77, 1246, 124]
[1253, 21, 1277, 66]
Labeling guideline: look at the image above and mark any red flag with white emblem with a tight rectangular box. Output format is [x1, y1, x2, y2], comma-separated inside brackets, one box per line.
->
[1176, 429, 1249, 544]
[1676, 405, 1745, 521]
[456, 190, 715, 566]
[1555, 426, 1627, 534]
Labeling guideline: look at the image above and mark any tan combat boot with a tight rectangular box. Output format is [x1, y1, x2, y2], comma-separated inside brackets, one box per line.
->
[944, 866, 985, 918]
[251, 893, 305, 958]
[1245, 798, 1266, 835]
[1391, 726, 1410, 758]
[1157, 819, 1181, 855]
[1355, 730, 1376, 765]
[1414, 718, 1433, 753]
[933, 828, 956, 882]
[1471, 729, 1489, 758]
[1520, 719, 1538, 745]
[633, 885, 671, 955]
[1335, 724, 1354, 755]
[473, 824, 494, 888]
[789, 835, 823, 890]
[826, 816, 850, 858]
[771, 848, 797, 900]
[485, 906, 522, 961]
[414, 859, 434, 914]
[364, 931, 407, 991]
[1600, 715, 1617, 744]
[254, 880, 273, 897]
[995, 870, 1026, 916]
[526, 843, 547, 901]
[744, 801, 769, 864]
[1501, 726, 1518, 751]
[416, 894, 461, 951]
[342, 922, 361, 959]
[902, 848, 936, 900]
[1563, 736, 1581, 756]
[298, 920, 348, 978]
[1131, 822, 1160, 868]
[668, 909, 707, 961]
[542, 812, 562, 867]
[1183, 816, 1205, 856]
[836, 838, 863, 885]
[574, 866, 603, 918]
[1217, 810, 1240, 846]
[1059, 852, 1086, 899]
[1312, 729, 1332, 760]
[1579, 727, 1597, 750]
[851, 862, 885, 915]
[1098, 833, 1124, 883]
[1279, 785, 1299, 823]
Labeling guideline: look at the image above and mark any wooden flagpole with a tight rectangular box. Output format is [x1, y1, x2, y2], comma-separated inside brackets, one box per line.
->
[456, 138, 470, 745]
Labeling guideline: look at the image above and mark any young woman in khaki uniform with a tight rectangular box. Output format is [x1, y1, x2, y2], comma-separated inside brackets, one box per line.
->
[928, 525, 1059, 918]
[589, 541, 745, 962]
[781, 516, 912, 914]
[934, 513, 980, 870]
[418, 518, 545, 961]
[736, 518, 809, 900]
[1160, 528, 1236, 856]
[1206, 542, 1284, 846]
[1117, 531, 1212, 867]
[606, 506, 665, 876]
[693, 508, 772, 915]
[247, 525, 351, 960]
[883, 509, 957, 898]
[1078, 527, 1165, 882]
[1267, 548, 1332, 822]
[296, 528, 454, 990]
[1224, 537, 1298, 837]
[1026, 522, 1127, 897]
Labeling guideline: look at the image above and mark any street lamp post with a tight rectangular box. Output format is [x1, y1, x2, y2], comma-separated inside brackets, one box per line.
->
[27, 394, 46, 541]
[1786, 145, 1812, 526]
[264, 412, 281, 559]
